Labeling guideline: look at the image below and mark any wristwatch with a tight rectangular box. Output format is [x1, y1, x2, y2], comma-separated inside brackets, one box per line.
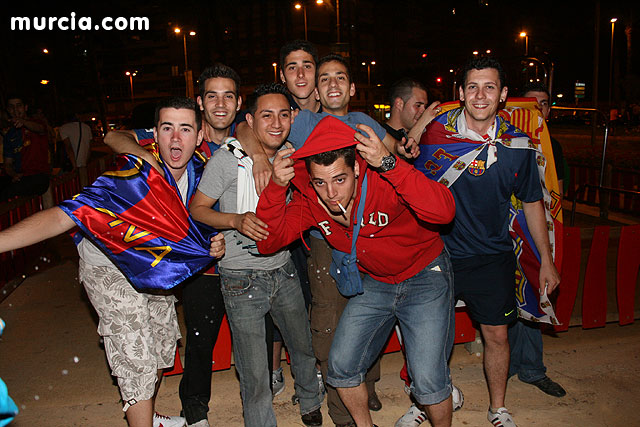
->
[378, 153, 397, 172]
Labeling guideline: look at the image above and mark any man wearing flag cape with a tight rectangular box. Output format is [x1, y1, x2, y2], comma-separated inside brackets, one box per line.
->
[415, 57, 560, 427]
[0, 97, 225, 427]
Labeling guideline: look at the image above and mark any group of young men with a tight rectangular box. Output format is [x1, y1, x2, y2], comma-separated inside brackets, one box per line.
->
[0, 38, 565, 427]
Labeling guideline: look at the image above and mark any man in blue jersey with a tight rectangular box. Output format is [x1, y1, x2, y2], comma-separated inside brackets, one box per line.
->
[421, 57, 560, 427]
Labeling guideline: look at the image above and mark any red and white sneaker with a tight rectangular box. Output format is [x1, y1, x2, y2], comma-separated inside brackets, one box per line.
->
[487, 407, 517, 427]
[153, 412, 187, 427]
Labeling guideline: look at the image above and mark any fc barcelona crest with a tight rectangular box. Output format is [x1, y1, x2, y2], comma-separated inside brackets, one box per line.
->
[453, 160, 466, 171]
[467, 159, 485, 176]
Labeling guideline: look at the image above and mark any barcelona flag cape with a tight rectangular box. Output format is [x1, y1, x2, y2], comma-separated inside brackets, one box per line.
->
[416, 100, 562, 324]
[58, 154, 216, 291]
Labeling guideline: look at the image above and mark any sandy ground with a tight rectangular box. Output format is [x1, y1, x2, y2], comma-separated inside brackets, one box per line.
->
[1, 242, 639, 426]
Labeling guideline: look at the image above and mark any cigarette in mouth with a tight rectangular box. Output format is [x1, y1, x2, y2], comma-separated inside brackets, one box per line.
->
[337, 202, 347, 215]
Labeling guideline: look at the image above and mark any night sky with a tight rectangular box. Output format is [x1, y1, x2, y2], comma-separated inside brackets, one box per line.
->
[2, 0, 639, 120]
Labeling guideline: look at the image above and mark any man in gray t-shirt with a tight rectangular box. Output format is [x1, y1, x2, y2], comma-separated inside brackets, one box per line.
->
[190, 83, 323, 427]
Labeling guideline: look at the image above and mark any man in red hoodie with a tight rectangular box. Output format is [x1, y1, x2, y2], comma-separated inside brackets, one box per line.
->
[256, 116, 456, 427]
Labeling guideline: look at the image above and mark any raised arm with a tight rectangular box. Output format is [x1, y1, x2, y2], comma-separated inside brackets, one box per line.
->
[407, 101, 442, 142]
[355, 123, 455, 224]
[0, 207, 75, 254]
[12, 117, 46, 134]
[255, 148, 315, 254]
[522, 199, 560, 294]
[104, 130, 162, 174]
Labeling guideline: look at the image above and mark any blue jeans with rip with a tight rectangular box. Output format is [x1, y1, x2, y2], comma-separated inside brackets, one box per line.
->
[219, 258, 322, 427]
[327, 250, 455, 406]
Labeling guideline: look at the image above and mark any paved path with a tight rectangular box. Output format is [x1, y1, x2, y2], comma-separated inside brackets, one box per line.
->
[1, 236, 639, 426]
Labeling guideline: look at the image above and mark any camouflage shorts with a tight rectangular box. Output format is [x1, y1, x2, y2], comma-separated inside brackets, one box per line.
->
[79, 259, 180, 404]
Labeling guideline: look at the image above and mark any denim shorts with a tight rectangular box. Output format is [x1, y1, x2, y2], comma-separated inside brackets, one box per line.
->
[326, 250, 455, 405]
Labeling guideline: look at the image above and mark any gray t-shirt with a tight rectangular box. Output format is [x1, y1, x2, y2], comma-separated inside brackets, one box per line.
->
[198, 147, 290, 270]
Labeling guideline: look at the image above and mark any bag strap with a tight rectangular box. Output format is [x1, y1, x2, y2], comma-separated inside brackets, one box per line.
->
[73, 121, 82, 161]
[349, 173, 368, 256]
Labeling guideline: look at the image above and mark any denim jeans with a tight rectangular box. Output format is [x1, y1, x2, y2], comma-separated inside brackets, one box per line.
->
[508, 318, 547, 383]
[219, 258, 322, 427]
[327, 250, 455, 406]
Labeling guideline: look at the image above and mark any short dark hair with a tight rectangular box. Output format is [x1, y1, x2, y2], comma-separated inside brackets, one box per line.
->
[521, 81, 550, 97]
[154, 97, 202, 131]
[198, 64, 241, 98]
[388, 78, 427, 105]
[279, 40, 319, 71]
[459, 57, 507, 89]
[304, 146, 356, 171]
[5, 93, 26, 105]
[316, 54, 352, 83]
[247, 83, 289, 116]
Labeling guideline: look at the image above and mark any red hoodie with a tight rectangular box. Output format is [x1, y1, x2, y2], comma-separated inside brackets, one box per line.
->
[256, 116, 455, 284]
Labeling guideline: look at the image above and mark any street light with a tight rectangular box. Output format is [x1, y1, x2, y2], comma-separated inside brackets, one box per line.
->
[609, 18, 618, 110]
[295, 1, 324, 41]
[361, 61, 375, 85]
[520, 31, 529, 56]
[272, 62, 278, 83]
[125, 70, 138, 103]
[294, 3, 308, 40]
[174, 27, 196, 97]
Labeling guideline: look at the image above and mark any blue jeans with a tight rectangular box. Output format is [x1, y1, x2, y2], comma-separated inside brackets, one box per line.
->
[508, 319, 546, 383]
[327, 250, 455, 405]
[219, 259, 322, 427]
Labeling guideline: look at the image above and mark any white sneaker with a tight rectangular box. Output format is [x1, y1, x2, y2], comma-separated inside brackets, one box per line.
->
[487, 407, 517, 427]
[395, 404, 428, 427]
[452, 384, 464, 411]
[188, 420, 210, 427]
[153, 412, 187, 427]
[272, 367, 285, 397]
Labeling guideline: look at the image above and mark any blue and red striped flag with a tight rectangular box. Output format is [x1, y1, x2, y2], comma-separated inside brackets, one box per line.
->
[58, 154, 216, 290]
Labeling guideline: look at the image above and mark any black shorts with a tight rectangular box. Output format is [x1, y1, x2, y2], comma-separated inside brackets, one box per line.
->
[452, 251, 517, 325]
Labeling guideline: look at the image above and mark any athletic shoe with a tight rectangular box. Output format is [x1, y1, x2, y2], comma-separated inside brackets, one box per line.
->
[452, 384, 464, 411]
[153, 412, 187, 427]
[487, 407, 517, 427]
[404, 383, 411, 395]
[187, 420, 210, 427]
[272, 367, 285, 397]
[316, 368, 326, 395]
[395, 404, 428, 427]
[527, 376, 566, 397]
[396, 383, 463, 427]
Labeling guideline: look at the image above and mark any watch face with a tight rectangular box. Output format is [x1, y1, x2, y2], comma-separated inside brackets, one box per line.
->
[381, 154, 396, 171]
